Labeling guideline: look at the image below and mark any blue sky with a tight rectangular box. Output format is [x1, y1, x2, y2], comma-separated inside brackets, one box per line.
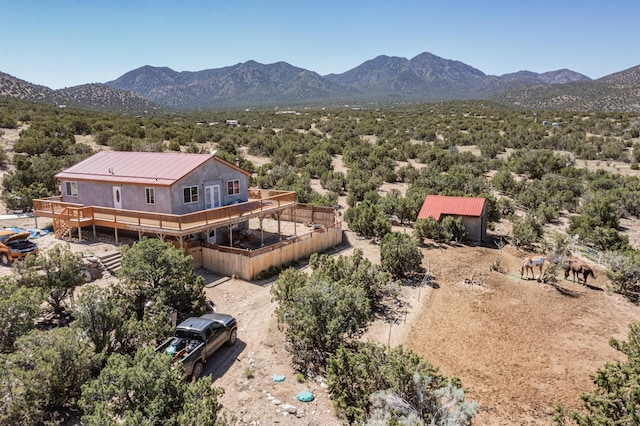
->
[1, 0, 638, 89]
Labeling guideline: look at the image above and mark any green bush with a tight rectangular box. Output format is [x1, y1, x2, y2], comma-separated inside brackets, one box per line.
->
[327, 343, 476, 424]
[380, 232, 423, 278]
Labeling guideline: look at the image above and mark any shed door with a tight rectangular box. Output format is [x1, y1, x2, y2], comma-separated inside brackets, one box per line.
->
[112, 186, 122, 209]
[204, 185, 221, 209]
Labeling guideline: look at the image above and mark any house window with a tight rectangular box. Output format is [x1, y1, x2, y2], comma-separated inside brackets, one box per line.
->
[183, 186, 198, 204]
[65, 181, 78, 197]
[227, 179, 240, 195]
[145, 187, 155, 205]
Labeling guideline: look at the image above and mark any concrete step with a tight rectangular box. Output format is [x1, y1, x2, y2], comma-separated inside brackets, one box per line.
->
[97, 251, 122, 276]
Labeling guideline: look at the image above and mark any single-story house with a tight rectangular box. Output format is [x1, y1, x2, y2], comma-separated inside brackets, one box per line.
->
[33, 151, 345, 280]
[417, 195, 488, 242]
[56, 150, 251, 215]
[53, 150, 252, 244]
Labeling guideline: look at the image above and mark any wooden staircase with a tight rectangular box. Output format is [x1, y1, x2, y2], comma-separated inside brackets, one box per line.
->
[54, 222, 71, 239]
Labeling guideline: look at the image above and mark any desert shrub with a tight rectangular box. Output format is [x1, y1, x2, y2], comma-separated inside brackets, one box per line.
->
[439, 216, 468, 242]
[327, 343, 476, 424]
[491, 169, 521, 194]
[555, 323, 640, 425]
[272, 270, 370, 371]
[344, 200, 391, 239]
[272, 250, 396, 371]
[118, 237, 206, 316]
[0, 327, 98, 425]
[413, 216, 467, 244]
[511, 213, 544, 250]
[604, 251, 640, 301]
[413, 217, 439, 244]
[79, 348, 226, 426]
[0, 276, 43, 352]
[380, 232, 423, 278]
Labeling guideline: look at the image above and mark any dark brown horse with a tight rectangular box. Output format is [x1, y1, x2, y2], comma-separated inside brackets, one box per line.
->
[563, 261, 596, 285]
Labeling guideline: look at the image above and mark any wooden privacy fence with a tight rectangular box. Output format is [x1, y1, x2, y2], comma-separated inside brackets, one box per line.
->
[196, 222, 342, 280]
[279, 204, 340, 225]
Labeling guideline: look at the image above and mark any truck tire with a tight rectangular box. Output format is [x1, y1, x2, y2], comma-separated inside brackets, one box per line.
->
[227, 328, 237, 346]
[191, 361, 204, 382]
[1, 253, 10, 266]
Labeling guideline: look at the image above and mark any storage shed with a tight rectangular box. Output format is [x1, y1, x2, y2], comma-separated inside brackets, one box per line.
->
[417, 195, 488, 242]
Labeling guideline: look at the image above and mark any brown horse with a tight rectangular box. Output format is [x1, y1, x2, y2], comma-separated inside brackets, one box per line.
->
[563, 261, 596, 285]
[520, 256, 545, 279]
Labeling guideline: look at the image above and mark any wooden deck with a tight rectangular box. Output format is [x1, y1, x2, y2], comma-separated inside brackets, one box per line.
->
[33, 189, 297, 240]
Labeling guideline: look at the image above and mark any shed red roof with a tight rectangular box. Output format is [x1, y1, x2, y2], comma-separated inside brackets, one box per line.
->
[417, 195, 487, 221]
[55, 151, 250, 187]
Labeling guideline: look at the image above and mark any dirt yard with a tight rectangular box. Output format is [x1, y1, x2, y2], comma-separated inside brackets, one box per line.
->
[190, 227, 636, 425]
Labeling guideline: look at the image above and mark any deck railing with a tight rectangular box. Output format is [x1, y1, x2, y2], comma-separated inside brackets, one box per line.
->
[33, 189, 297, 234]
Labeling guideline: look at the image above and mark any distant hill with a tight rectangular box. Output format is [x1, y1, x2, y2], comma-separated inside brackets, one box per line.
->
[108, 53, 596, 108]
[493, 65, 640, 111]
[324, 53, 487, 100]
[106, 61, 360, 109]
[0, 71, 56, 102]
[0, 71, 159, 113]
[1, 52, 638, 111]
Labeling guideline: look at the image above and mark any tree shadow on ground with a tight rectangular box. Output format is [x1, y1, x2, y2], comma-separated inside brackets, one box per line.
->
[547, 282, 582, 298]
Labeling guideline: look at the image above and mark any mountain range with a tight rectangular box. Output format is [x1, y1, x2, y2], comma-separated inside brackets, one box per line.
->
[2, 52, 639, 112]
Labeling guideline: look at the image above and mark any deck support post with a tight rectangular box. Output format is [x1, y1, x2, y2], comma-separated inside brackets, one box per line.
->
[293, 207, 297, 236]
[228, 224, 234, 247]
[277, 213, 282, 241]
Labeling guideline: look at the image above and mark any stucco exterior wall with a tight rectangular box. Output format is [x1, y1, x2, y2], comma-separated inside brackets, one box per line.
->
[61, 181, 174, 212]
[169, 159, 248, 215]
[58, 156, 248, 215]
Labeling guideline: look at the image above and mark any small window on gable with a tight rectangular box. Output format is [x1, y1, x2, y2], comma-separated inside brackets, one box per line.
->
[183, 186, 198, 204]
[145, 187, 155, 205]
[227, 179, 240, 195]
[66, 181, 78, 197]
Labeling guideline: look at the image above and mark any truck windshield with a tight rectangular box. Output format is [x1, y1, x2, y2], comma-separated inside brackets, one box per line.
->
[175, 330, 201, 341]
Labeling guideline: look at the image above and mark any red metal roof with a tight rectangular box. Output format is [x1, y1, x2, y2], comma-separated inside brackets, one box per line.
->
[55, 151, 250, 187]
[417, 195, 487, 221]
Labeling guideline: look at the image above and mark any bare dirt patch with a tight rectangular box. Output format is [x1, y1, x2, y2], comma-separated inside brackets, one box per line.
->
[405, 243, 636, 425]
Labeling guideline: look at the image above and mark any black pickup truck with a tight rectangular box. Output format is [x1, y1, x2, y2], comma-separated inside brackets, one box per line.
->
[155, 313, 238, 380]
